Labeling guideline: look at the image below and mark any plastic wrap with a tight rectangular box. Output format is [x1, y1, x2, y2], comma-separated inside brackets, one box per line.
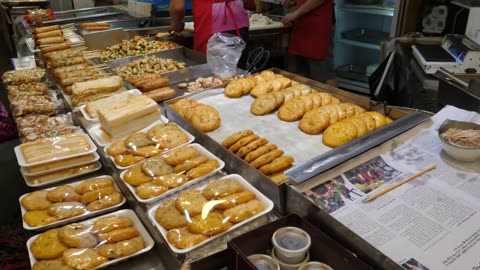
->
[11, 93, 63, 118]
[26, 209, 154, 269]
[7, 82, 49, 102]
[22, 162, 102, 188]
[207, 33, 245, 78]
[24, 8, 55, 24]
[16, 113, 81, 142]
[19, 176, 126, 230]
[2, 68, 46, 85]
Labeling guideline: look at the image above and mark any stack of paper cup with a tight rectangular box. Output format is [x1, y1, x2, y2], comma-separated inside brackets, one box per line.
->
[271, 227, 311, 269]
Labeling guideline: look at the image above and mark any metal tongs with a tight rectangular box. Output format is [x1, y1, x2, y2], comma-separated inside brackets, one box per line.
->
[241, 46, 270, 77]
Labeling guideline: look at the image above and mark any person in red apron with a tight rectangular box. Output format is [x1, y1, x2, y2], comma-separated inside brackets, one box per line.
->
[170, 0, 250, 67]
[282, 0, 333, 82]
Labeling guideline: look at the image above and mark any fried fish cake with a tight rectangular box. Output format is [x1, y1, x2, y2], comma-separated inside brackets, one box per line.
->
[92, 216, 133, 234]
[124, 132, 154, 149]
[32, 259, 73, 270]
[175, 189, 208, 217]
[107, 140, 129, 156]
[250, 81, 274, 98]
[224, 80, 244, 98]
[31, 229, 68, 260]
[322, 121, 358, 148]
[250, 93, 277, 116]
[342, 103, 356, 118]
[63, 248, 108, 270]
[141, 158, 174, 177]
[174, 156, 209, 174]
[24, 210, 58, 227]
[47, 202, 86, 219]
[97, 236, 145, 259]
[299, 109, 330, 135]
[123, 164, 152, 186]
[223, 199, 265, 223]
[98, 227, 139, 244]
[318, 92, 332, 106]
[131, 145, 162, 158]
[46, 185, 81, 203]
[366, 111, 387, 129]
[80, 186, 116, 205]
[186, 159, 219, 179]
[114, 154, 146, 167]
[167, 227, 208, 249]
[147, 123, 181, 141]
[135, 182, 168, 199]
[153, 173, 188, 188]
[87, 192, 123, 211]
[216, 191, 256, 209]
[202, 178, 244, 200]
[320, 105, 339, 124]
[278, 97, 306, 122]
[155, 199, 187, 229]
[222, 130, 254, 148]
[244, 144, 278, 163]
[236, 138, 268, 158]
[250, 149, 284, 169]
[164, 146, 200, 166]
[154, 129, 189, 149]
[21, 190, 52, 211]
[228, 134, 259, 153]
[58, 223, 98, 248]
[344, 116, 368, 137]
[186, 212, 232, 235]
[258, 155, 294, 175]
[190, 104, 221, 132]
[358, 113, 376, 132]
[74, 177, 113, 195]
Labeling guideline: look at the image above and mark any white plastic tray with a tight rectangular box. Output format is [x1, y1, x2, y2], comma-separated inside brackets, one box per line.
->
[14, 133, 98, 167]
[120, 143, 225, 204]
[79, 89, 143, 122]
[148, 174, 274, 254]
[104, 123, 195, 170]
[26, 209, 154, 269]
[21, 161, 102, 188]
[87, 115, 169, 147]
[19, 175, 126, 231]
[20, 152, 100, 176]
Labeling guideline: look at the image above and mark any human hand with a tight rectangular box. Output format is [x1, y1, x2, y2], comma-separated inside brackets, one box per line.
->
[282, 12, 298, 26]
[170, 20, 185, 33]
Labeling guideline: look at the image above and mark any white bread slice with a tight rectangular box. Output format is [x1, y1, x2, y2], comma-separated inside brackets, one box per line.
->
[85, 91, 136, 118]
[101, 110, 162, 139]
[72, 76, 123, 99]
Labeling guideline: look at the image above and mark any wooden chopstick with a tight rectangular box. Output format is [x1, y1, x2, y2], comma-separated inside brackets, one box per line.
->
[364, 164, 436, 202]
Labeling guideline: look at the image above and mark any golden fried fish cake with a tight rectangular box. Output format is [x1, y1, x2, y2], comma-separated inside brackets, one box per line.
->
[318, 93, 332, 106]
[358, 113, 376, 132]
[24, 210, 58, 227]
[366, 111, 387, 129]
[141, 158, 174, 177]
[63, 248, 108, 270]
[228, 134, 260, 153]
[97, 236, 145, 259]
[59, 223, 98, 248]
[131, 145, 162, 158]
[311, 93, 322, 108]
[175, 189, 208, 217]
[153, 173, 188, 188]
[32, 259, 73, 270]
[203, 178, 244, 200]
[46, 185, 81, 203]
[174, 156, 209, 174]
[21, 190, 52, 211]
[223, 199, 265, 223]
[92, 216, 133, 234]
[345, 116, 368, 137]
[123, 164, 152, 186]
[250, 149, 284, 169]
[300, 94, 315, 111]
[299, 109, 330, 135]
[335, 103, 347, 121]
[107, 140, 129, 156]
[276, 76, 292, 89]
[81, 186, 116, 205]
[250, 81, 273, 98]
[224, 80, 244, 98]
[216, 191, 256, 209]
[31, 229, 68, 260]
[250, 93, 277, 115]
[87, 192, 123, 211]
[47, 202, 85, 219]
[164, 146, 200, 166]
[74, 177, 113, 195]
[271, 91, 285, 107]
[244, 144, 277, 163]
[167, 227, 208, 249]
[239, 78, 255, 95]
[186, 159, 219, 179]
[155, 199, 187, 229]
[146, 123, 181, 141]
[322, 121, 359, 148]
[320, 105, 339, 124]
[124, 132, 154, 149]
[278, 97, 306, 122]
[98, 227, 139, 244]
[221, 130, 254, 148]
[170, 99, 198, 117]
[236, 138, 268, 158]
[270, 79, 284, 92]
[259, 155, 295, 175]
[154, 129, 189, 149]
[186, 212, 232, 235]
[190, 104, 221, 132]
[342, 103, 356, 118]
[282, 88, 295, 102]
[135, 182, 168, 199]
[114, 154, 146, 167]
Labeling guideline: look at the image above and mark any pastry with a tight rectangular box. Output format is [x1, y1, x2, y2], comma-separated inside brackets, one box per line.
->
[228, 134, 259, 153]
[153, 129, 189, 149]
[32, 259, 73, 270]
[97, 236, 145, 259]
[322, 121, 358, 148]
[152, 173, 188, 188]
[154, 199, 187, 229]
[186, 159, 219, 179]
[63, 248, 108, 270]
[258, 155, 294, 175]
[98, 227, 139, 244]
[221, 130, 254, 148]
[216, 191, 256, 209]
[146, 123, 179, 141]
[123, 164, 152, 186]
[80, 186, 116, 205]
[235, 138, 269, 158]
[223, 199, 265, 223]
[58, 223, 98, 248]
[74, 177, 113, 195]
[366, 111, 387, 129]
[124, 133, 154, 149]
[203, 178, 244, 200]
[21, 190, 52, 211]
[166, 227, 208, 249]
[299, 109, 331, 134]
[131, 145, 163, 158]
[107, 140, 129, 156]
[249, 149, 284, 169]
[358, 113, 376, 132]
[250, 93, 277, 115]
[114, 154, 146, 167]
[244, 144, 277, 163]
[175, 189, 208, 217]
[87, 192, 123, 211]
[30, 229, 68, 260]
[224, 80, 244, 98]
[135, 182, 168, 199]
[141, 159, 174, 177]
[91, 216, 133, 234]
[174, 156, 209, 173]
[47, 202, 85, 219]
[190, 104, 221, 132]
[46, 185, 81, 202]
[344, 116, 368, 137]
[186, 212, 232, 235]
[24, 210, 58, 227]
[164, 146, 200, 166]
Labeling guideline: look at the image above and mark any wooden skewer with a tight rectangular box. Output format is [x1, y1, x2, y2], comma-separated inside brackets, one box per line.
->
[364, 164, 437, 202]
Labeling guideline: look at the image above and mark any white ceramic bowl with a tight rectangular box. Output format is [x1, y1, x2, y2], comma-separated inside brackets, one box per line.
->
[272, 226, 311, 264]
[438, 119, 480, 162]
[272, 247, 310, 270]
[298, 261, 334, 270]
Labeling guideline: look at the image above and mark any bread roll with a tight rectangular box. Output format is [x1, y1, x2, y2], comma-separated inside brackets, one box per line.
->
[40, 43, 71, 54]
[144, 87, 176, 102]
[140, 77, 169, 92]
[33, 25, 60, 34]
[35, 30, 62, 40]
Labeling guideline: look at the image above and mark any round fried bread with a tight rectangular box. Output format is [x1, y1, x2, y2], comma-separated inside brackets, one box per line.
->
[299, 109, 330, 134]
[250, 93, 277, 115]
[190, 104, 221, 132]
[167, 227, 207, 249]
[31, 229, 68, 260]
[21, 190, 52, 211]
[175, 189, 208, 217]
[366, 111, 387, 129]
[155, 199, 187, 229]
[322, 121, 358, 148]
[135, 182, 168, 199]
[164, 145, 200, 166]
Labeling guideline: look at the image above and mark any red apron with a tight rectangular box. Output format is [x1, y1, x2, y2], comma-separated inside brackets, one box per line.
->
[192, 0, 249, 54]
[288, 0, 333, 60]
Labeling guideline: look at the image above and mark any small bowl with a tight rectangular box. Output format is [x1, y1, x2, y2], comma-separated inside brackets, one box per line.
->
[272, 247, 310, 270]
[247, 254, 280, 270]
[438, 119, 480, 162]
[298, 261, 334, 270]
[272, 227, 311, 264]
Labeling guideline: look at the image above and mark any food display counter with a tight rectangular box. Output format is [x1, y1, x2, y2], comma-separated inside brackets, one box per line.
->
[4, 18, 480, 270]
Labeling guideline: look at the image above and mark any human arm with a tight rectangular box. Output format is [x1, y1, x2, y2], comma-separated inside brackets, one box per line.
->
[282, 0, 325, 26]
[169, 0, 186, 32]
